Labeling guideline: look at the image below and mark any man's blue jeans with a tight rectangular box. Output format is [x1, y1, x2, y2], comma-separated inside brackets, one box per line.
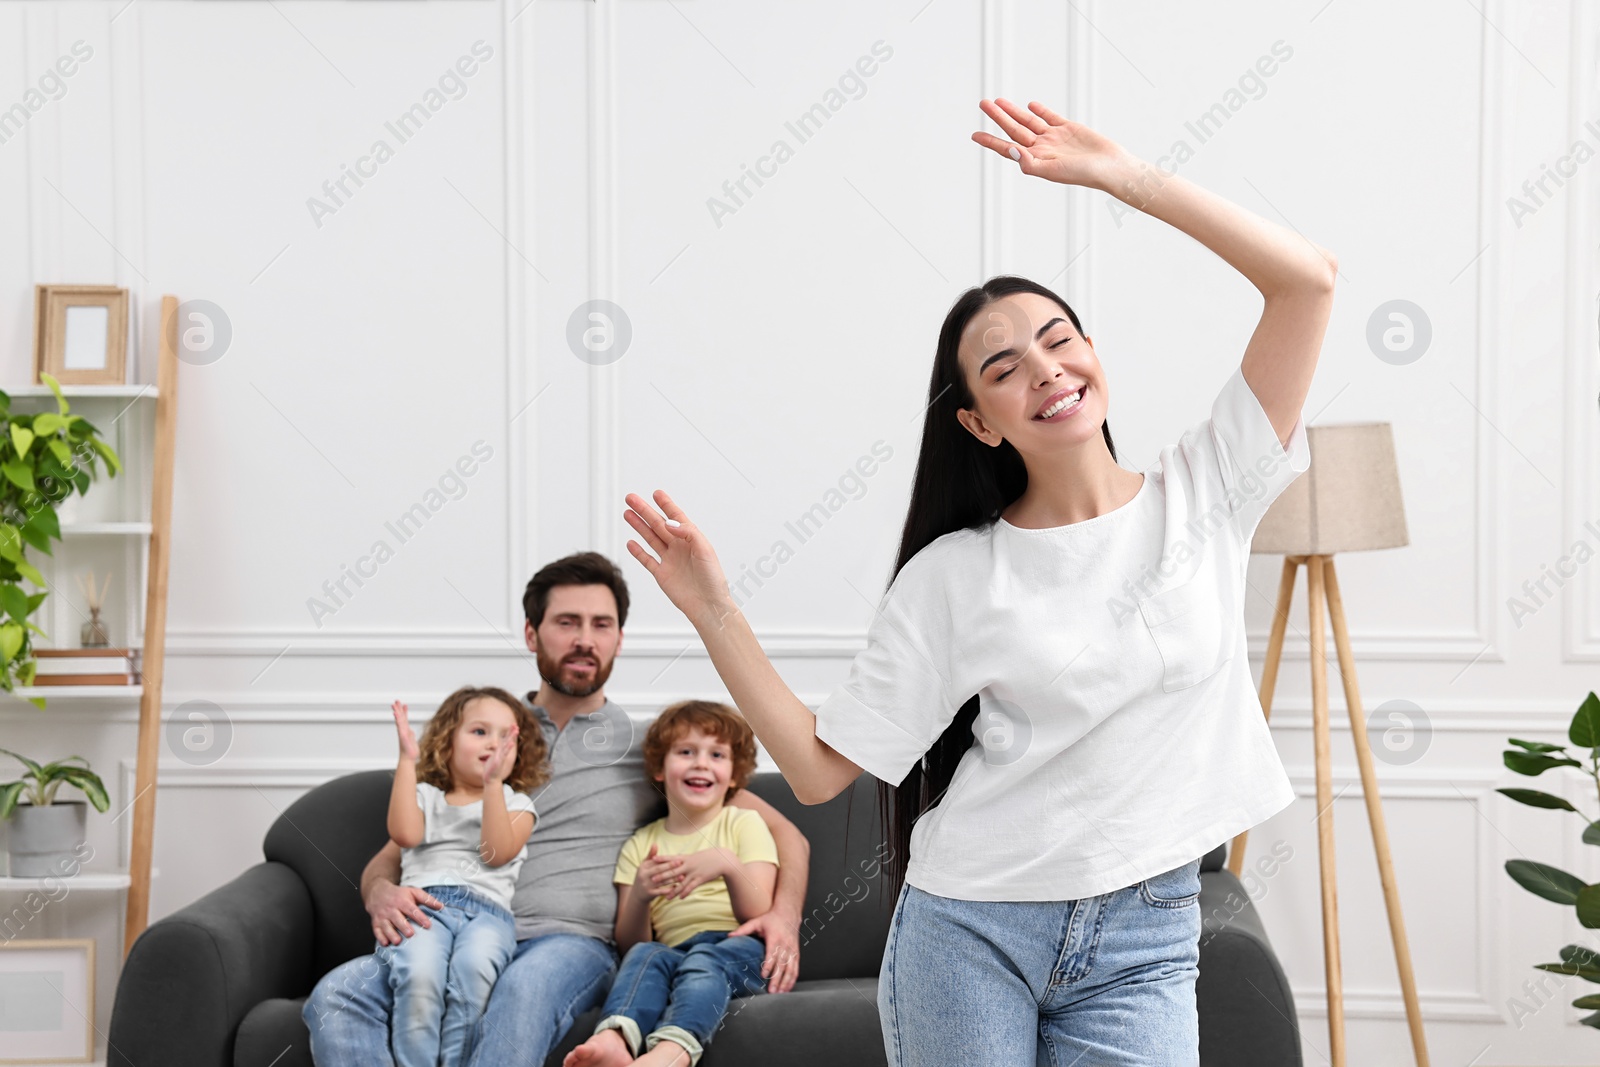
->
[591, 930, 768, 1067]
[385, 886, 514, 1067]
[303, 925, 617, 1067]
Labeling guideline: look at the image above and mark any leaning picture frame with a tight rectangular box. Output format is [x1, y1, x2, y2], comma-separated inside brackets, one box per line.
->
[0, 938, 95, 1063]
[33, 284, 129, 386]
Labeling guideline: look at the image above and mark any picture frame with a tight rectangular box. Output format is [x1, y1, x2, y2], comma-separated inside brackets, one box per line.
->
[0, 938, 95, 1063]
[33, 284, 129, 386]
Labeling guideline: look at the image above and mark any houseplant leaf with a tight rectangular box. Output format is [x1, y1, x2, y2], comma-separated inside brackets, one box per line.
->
[0, 622, 24, 663]
[39, 372, 68, 414]
[1504, 751, 1584, 776]
[1570, 692, 1600, 748]
[1534, 961, 1600, 982]
[0, 780, 24, 819]
[0, 584, 31, 625]
[16, 520, 51, 555]
[13, 559, 44, 587]
[57, 767, 108, 812]
[9, 424, 33, 457]
[0, 747, 43, 778]
[1562, 944, 1600, 969]
[1497, 788, 1578, 811]
[90, 438, 121, 477]
[1578, 884, 1600, 928]
[24, 506, 60, 542]
[1, 460, 34, 492]
[1508, 738, 1568, 753]
[1507, 859, 1587, 904]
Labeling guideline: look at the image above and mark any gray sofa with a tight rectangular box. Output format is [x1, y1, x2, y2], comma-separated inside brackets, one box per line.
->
[107, 768, 1301, 1066]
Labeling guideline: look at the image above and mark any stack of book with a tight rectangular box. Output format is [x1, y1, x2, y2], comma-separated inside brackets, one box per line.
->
[32, 648, 140, 686]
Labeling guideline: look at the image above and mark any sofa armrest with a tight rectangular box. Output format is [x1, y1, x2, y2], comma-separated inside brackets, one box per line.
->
[1196, 869, 1302, 1067]
[108, 860, 315, 1067]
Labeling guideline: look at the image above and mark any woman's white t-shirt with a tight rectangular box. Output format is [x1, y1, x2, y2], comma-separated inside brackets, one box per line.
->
[812, 365, 1310, 902]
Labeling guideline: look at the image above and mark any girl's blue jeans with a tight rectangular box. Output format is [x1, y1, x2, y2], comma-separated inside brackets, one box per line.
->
[879, 859, 1204, 1067]
[384, 884, 516, 1067]
[591, 930, 769, 1066]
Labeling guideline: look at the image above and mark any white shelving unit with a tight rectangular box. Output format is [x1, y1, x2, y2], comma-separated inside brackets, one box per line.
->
[3, 296, 180, 963]
[0, 873, 131, 892]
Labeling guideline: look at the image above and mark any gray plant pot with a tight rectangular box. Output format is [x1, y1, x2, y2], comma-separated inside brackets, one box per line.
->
[6, 801, 87, 878]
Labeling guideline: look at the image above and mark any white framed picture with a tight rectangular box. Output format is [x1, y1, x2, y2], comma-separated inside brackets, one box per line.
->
[0, 938, 95, 1063]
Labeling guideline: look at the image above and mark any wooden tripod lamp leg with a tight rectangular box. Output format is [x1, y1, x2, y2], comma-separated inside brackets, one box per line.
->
[1229, 556, 1300, 878]
[1323, 557, 1431, 1067]
[1307, 554, 1346, 1066]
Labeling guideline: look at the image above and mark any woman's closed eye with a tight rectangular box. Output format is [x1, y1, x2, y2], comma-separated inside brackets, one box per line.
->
[993, 337, 1070, 382]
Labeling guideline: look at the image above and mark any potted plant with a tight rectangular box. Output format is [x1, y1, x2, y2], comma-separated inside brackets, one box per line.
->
[1498, 690, 1600, 1028]
[0, 747, 109, 877]
[0, 373, 121, 708]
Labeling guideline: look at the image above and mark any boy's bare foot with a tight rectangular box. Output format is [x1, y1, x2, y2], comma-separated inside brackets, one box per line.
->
[634, 1039, 693, 1067]
[562, 1027, 635, 1067]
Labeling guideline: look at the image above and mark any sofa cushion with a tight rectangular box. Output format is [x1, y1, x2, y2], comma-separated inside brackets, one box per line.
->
[234, 979, 889, 1067]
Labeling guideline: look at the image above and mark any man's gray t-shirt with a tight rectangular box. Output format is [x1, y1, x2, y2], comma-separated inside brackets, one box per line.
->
[513, 697, 666, 943]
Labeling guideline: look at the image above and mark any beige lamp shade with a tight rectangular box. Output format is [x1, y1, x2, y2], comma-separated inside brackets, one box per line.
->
[1250, 421, 1409, 555]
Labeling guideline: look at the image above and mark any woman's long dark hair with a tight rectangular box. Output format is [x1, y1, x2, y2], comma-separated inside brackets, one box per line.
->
[874, 275, 1119, 908]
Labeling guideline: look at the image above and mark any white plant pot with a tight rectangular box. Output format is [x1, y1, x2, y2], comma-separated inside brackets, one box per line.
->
[6, 801, 87, 878]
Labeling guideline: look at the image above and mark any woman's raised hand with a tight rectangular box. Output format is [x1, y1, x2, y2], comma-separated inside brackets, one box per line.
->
[623, 490, 733, 626]
[972, 99, 1130, 190]
[391, 700, 420, 762]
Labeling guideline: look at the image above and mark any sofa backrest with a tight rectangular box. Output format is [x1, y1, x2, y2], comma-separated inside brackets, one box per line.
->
[740, 771, 895, 981]
[261, 767, 896, 982]
[263, 769, 394, 978]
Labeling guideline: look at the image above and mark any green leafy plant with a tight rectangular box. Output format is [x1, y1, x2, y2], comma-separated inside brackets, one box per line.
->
[1499, 691, 1600, 1027]
[0, 747, 110, 818]
[0, 373, 121, 707]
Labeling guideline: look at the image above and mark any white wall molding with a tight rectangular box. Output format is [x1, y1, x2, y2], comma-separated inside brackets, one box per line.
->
[1565, 0, 1600, 660]
[1278, 767, 1504, 1025]
[978, 0, 1013, 277]
[503, 0, 539, 633]
[588, 0, 620, 560]
[164, 622, 1511, 662]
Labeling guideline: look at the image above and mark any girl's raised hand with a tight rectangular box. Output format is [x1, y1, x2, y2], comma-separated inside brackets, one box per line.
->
[972, 99, 1130, 191]
[391, 700, 420, 762]
[482, 725, 518, 785]
[623, 490, 733, 626]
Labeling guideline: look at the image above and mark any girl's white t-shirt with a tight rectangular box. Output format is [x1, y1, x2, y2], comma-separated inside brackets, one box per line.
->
[812, 365, 1310, 902]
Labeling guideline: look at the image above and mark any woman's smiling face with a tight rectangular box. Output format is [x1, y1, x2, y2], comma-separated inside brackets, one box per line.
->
[955, 292, 1106, 452]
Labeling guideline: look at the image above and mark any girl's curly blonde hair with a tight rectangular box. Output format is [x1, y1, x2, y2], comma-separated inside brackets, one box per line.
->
[415, 686, 550, 794]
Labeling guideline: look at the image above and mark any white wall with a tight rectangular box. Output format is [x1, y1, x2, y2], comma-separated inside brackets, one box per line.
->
[0, 1, 1595, 1063]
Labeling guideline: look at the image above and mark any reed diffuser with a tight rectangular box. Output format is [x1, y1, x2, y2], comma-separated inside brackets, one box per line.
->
[79, 569, 111, 648]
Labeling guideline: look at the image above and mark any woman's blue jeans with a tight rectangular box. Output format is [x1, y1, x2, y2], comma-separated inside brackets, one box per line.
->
[591, 930, 768, 1066]
[384, 885, 515, 1067]
[879, 859, 1204, 1067]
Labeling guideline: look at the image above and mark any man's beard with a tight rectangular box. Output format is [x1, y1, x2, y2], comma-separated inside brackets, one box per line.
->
[537, 645, 613, 697]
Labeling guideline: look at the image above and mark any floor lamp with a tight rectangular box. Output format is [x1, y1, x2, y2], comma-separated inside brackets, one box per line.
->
[1226, 421, 1430, 1067]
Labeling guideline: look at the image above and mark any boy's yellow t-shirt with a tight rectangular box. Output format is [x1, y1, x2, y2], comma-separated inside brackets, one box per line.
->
[612, 804, 779, 948]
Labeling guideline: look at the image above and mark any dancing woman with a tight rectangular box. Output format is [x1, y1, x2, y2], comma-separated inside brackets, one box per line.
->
[624, 99, 1336, 1066]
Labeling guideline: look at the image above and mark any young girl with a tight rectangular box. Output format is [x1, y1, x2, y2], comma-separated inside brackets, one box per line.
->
[563, 699, 779, 1067]
[386, 686, 549, 1067]
[622, 100, 1334, 1063]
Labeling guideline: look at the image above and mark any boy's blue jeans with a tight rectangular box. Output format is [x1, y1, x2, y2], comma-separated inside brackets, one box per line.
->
[384, 885, 515, 1067]
[592, 930, 768, 1066]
